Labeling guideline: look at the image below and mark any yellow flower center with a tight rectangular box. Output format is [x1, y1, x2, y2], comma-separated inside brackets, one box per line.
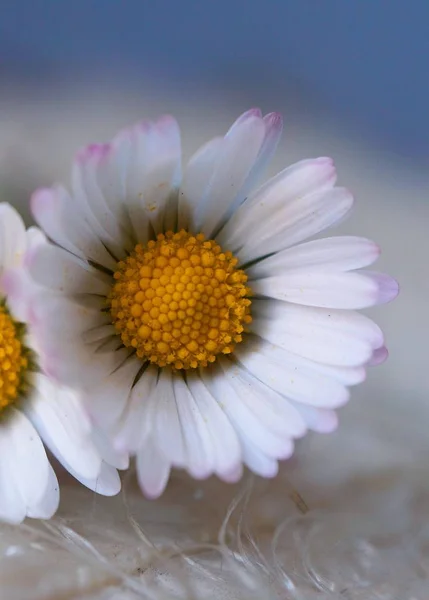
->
[0, 304, 28, 413]
[108, 230, 252, 369]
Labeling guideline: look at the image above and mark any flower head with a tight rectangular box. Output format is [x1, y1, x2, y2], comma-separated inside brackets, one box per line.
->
[0, 204, 123, 523]
[27, 109, 398, 498]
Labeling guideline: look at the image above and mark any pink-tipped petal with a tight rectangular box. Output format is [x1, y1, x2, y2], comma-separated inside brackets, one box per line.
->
[28, 243, 111, 296]
[229, 108, 263, 129]
[217, 157, 339, 254]
[31, 186, 118, 270]
[248, 236, 381, 279]
[251, 269, 394, 310]
[261, 112, 283, 158]
[361, 271, 400, 305]
[295, 405, 339, 434]
[124, 114, 182, 239]
[368, 346, 389, 366]
[194, 113, 267, 237]
[178, 136, 223, 231]
[71, 144, 130, 258]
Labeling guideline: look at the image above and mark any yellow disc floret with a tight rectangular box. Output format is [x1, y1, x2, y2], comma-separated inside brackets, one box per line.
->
[108, 230, 252, 369]
[0, 304, 28, 413]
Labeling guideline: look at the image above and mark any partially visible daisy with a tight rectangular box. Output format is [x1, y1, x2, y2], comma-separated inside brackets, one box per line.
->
[27, 108, 398, 499]
[0, 203, 123, 523]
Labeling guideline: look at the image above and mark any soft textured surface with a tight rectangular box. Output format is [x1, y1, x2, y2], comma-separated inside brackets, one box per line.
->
[0, 78, 428, 598]
[1, 466, 429, 599]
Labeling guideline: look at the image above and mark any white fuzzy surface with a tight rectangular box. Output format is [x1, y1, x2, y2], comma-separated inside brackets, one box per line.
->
[0, 78, 428, 598]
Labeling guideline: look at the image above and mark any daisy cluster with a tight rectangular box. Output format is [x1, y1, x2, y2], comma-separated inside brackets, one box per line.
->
[0, 109, 397, 523]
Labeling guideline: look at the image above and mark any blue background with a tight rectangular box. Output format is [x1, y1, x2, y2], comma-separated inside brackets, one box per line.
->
[1, 0, 428, 160]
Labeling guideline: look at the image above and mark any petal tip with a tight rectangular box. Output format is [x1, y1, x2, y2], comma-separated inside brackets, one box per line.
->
[264, 111, 283, 129]
[141, 485, 165, 500]
[76, 143, 110, 164]
[30, 187, 53, 211]
[156, 114, 179, 130]
[245, 107, 263, 118]
[376, 274, 399, 305]
[317, 156, 335, 165]
[368, 345, 389, 366]
[133, 119, 152, 134]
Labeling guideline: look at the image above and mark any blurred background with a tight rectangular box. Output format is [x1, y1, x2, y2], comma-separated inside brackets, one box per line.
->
[1, 0, 429, 513]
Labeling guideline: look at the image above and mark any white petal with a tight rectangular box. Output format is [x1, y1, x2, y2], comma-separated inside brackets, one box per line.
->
[251, 299, 383, 366]
[200, 365, 293, 461]
[194, 112, 267, 237]
[152, 369, 186, 467]
[66, 461, 121, 496]
[178, 136, 223, 230]
[72, 144, 132, 257]
[136, 437, 171, 499]
[26, 225, 47, 253]
[91, 428, 129, 470]
[110, 127, 150, 245]
[89, 357, 141, 431]
[29, 243, 112, 295]
[29, 293, 97, 361]
[1, 266, 33, 323]
[200, 364, 280, 478]
[30, 399, 120, 497]
[237, 187, 353, 264]
[234, 337, 349, 409]
[115, 365, 159, 453]
[93, 335, 123, 353]
[172, 373, 215, 479]
[0, 408, 49, 509]
[71, 158, 127, 261]
[82, 323, 117, 344]
[251, 270, 398, 309]
[31, 186, 118, 270]
[93, 462, 121, 496]
[182, 110, 283, 236]
[124, 116, 181, 238]
[45, 342, 130, 392]
[3, 225, 48, 323]
[217, 157, 337, 252]
[0, 457, 26, 524]
[218, 356, 307, 440]
[0, 203, 27, 274]
[30, 293, 110, 342]
[27, 374, 102, 480]
[29, 295, 121, 387]
[239, 439, 279, 478]
[369, 346, 389, 366]
[27, 464, 60, 520]
[315, 363, 366, 386]
[91, 135, 134, 235]
[185, 374, 243, 482]
[232, 107, 263, 126]
[247, 236, 380, 279]
[292, 404, 339, 433]
[242, 111, 283, 193]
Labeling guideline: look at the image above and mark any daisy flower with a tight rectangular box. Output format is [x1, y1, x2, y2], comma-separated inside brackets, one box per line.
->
[0, 203, 123, 523]
[27, 109, 398, 499]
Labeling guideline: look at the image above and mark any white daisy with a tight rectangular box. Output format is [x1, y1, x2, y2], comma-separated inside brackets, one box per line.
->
[0, 203, 123, 523]
[26, 108, 398, 499]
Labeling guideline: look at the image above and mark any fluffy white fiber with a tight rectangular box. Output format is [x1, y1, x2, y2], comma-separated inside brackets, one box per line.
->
[1, 464, 428, 599]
